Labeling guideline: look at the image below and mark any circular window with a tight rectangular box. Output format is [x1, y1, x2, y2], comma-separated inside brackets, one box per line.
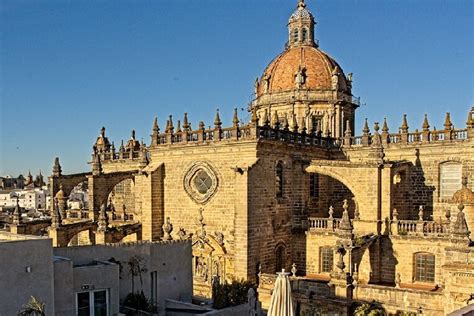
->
[193, 170, 213, 194]
[184, 162, 219, 204]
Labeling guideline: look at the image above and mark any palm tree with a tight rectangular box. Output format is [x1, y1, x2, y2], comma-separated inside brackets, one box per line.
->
[18, 296, 46, 316]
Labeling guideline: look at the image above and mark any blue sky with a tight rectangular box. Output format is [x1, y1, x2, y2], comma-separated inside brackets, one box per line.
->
[1, 0, 473, 176]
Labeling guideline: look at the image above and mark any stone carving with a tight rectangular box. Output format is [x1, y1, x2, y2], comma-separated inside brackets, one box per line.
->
[263, 74, 271, 93]
[177, 227, 187, 240]
[451, 177, 474, 204]
[392, 208, 398, 221]
[291, 263, 297, 277]
[328, 205, 334, 219]
[97, 204, 108, 232]
[184, 162, 219, 204]
[295, 65, 307, 88]
[451, 204, 470, 237]
[162, 217, 173, 241]
[195, 256, 208, 281]
[336, 247, 345, 272]
[214, 231, 224, 247]
[248, 287, 257, 316]
[418, 206, 424, 221]
[395, 272, 401, 288]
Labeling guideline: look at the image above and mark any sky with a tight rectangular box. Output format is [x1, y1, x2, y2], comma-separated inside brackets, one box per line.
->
[1, 0, 473, 176]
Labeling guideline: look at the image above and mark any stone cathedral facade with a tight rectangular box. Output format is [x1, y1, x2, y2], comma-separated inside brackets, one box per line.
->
[10, 1, 473, 315]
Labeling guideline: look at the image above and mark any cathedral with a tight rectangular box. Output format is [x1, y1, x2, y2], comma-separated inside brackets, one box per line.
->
[10, 1, 473, 315]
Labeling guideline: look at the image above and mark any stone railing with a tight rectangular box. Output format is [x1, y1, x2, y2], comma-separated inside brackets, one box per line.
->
[308, 217, 341, 232]
[150, 124, 340, 149]
[345, 128, 469, 149]
[392, 219, 450, 237]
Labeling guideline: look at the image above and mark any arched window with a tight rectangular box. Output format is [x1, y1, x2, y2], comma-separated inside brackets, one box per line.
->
[414, 252, 435, 282]
[275, 162, 284, 198]
[293, 28, 299, 43]
[275, 244, 286, 272]
[302, 28, 308, 42]
[439, 162, 462, 200]
[320, 247, 333, 273]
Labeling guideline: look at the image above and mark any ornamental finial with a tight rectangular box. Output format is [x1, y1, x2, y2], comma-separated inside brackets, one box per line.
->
[298, 0, 306, 9]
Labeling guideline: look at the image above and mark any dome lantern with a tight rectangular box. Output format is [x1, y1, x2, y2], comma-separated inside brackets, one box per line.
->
[287, 0, 317, 48]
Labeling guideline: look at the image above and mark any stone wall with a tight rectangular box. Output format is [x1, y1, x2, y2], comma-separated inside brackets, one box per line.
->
[248, 140, 329, 279]
[0, 233, 55, 316]
[53, 240, 193, 311]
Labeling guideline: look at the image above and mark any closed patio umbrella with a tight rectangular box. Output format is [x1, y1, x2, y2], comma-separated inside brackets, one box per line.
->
[267, 269, 295, 316]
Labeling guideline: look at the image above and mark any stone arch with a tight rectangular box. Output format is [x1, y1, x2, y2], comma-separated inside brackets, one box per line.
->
[306, 161, 381, 222]
[67, 228, 94, 246]
[49, 221, 96, 247]
[305, 168, 357, 218]
[50, 173, 90, 212]
[107, 178, 136, 221]
[105, 223, 142, 244]
[89, 171, 137, 212]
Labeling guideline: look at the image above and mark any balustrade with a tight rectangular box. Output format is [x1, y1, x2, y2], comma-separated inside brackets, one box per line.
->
[394, 219, 450, 237]
[308, 217, 341, 232]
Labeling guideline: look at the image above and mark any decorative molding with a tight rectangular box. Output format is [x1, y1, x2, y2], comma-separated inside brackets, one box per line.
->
[183, 161, 219, 204]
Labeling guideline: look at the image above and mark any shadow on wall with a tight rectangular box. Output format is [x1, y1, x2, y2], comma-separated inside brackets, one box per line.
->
[392, 149, 435, 220]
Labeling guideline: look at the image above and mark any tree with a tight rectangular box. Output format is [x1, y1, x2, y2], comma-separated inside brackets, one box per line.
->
[212, 279, 254, 309]
[354, 301, 387, 316]
[127, 255, 147, 293]
[18, 296, 46, 316]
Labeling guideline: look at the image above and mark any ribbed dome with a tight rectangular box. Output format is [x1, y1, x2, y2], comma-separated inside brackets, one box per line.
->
[256, 46, 349, 97]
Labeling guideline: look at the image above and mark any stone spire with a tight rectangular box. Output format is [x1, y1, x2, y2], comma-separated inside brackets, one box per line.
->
[119, 140, 125, 159]
[151, 117, 160, 146]
[283, 113, 290, 131]
[176, 120, 182, 133]
[233, 108, 240, 128]
[251, 108, 258, 126]
[12, 196, 21, 225]
[168, 116, 174, 134]
[451, 203, 470, 238]
[422, 114, 430, 132]
[301, 115, 307, 134]
[444, 112, 453, 130]
[183, 113, 191, 131]
[336, 200, 353, 241]
[92, 147, 103, 176]
[362, 118, 370, 135]
[291, 113, 299, 133]
[344, 119, 352, 137]
[400, 114, 409, 133]
[467, 108, 474, 128]
[97, 204, 109, 232]
[288, 0, 316, 48]
[51, 198, 62, 228]
[52, 157, 62, 177]
[382, 118, 389, 133]
[262, 109, 270, 127]
[214, 109, 222, 129]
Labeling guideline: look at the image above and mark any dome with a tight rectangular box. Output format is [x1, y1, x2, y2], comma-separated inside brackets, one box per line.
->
[256, 46, 349, 97]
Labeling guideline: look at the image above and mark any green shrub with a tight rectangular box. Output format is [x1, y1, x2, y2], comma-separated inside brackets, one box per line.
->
[353, 301, 387, 316]
[212, 279, 254, 309]
[122, 292, 154, 313]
